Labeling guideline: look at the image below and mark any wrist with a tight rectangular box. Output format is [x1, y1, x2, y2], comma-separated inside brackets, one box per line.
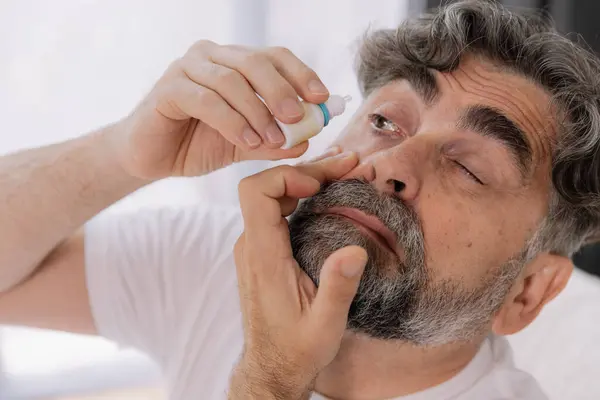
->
[95, 121, 153, 186]
[83, 123, 150, 200]
[230, 359, 312, 400]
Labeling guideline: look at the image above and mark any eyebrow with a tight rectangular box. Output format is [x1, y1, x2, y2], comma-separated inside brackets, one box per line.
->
[457, 105, 533, 177]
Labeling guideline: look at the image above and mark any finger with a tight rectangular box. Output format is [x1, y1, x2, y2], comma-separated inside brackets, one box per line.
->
[265, 46, 330, 104]
[241, 141, 309, 162]
[161, 77, 261, 150]
[278, 196, 298, 217]
[295, 151, 359, 183]
[239, 165, 321, 229]
[310, 246, 368, 336]
[296, 146, 341, 165]
[237, 153, 358, 262]
[239, 152, 357, 227]
[182, 59, 286, 148]
[238, 165, 322, 263]
[210, 46, 305, 124]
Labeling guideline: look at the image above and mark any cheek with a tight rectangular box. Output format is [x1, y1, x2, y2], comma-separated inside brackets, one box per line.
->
[418, 189, 509, 284]
[419, 190, 542, 285]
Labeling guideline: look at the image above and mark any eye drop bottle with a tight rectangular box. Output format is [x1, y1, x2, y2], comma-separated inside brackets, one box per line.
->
[276, 94, 352, 149]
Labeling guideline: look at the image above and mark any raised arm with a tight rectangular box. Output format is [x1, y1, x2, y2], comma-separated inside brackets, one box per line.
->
[0, 43, 328, 336]
[0, 127, 141, 294]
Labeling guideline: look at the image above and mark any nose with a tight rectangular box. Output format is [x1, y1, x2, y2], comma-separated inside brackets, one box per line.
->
[348, 142, 424, 202]
[389, 179, 406, 193]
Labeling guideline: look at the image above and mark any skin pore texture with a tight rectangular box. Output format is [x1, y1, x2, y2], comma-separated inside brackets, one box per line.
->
[287, 55, 573, 399]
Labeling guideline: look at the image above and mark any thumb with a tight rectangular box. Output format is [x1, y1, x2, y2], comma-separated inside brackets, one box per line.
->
[311, 246, 368, 335]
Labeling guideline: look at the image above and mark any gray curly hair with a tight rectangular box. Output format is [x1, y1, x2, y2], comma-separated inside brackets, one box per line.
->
[355, 0, 600, 259]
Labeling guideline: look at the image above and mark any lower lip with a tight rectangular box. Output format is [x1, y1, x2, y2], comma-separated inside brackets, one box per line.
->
[327, 212, 396, 255]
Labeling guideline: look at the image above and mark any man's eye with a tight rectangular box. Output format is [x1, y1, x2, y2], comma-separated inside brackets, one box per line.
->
[455, 162, 484, 185]
[368, 113, 401, 136]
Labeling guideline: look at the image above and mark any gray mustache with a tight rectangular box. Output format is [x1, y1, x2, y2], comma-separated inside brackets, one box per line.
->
[296, 179, 425, 257]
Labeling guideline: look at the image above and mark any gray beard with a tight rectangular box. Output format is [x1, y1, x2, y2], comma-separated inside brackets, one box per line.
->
[288, 180, 522, 345]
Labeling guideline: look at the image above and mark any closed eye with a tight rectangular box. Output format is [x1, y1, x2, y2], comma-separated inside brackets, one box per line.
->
[455, 161, 484, 185]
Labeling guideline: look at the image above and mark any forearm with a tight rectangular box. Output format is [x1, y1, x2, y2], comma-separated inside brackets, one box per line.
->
[0, 123, 146, 292]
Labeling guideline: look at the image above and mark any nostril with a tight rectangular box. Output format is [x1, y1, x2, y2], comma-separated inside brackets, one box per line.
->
[387, 179, 406, 193]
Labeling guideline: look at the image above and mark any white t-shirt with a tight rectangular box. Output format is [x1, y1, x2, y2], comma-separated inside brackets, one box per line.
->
[85, 206, 549, 400]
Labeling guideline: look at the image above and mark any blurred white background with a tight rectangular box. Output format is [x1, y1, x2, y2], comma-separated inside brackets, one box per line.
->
[0, 0, 409, 398]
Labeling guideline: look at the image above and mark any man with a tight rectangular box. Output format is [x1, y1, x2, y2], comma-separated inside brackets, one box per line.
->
[2, 0, 599, 398]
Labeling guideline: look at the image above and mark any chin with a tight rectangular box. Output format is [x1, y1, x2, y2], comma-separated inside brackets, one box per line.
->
[289, 212, 424, 341]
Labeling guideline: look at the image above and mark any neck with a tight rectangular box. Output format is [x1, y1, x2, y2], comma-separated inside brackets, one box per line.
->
[314, 333, 484, 400]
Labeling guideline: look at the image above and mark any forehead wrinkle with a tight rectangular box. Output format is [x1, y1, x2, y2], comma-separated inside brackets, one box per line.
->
[436, 72, 459, 95]
[453, 67, 530, 123]
[449, 66, 551, 160]
[467, 67, 550, 139]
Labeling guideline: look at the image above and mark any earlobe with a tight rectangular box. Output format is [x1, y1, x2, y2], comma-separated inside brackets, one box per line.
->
[492, 253, 573, 336]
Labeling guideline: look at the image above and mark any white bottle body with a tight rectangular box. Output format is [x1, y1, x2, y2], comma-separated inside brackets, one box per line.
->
[277, 103, 325, 150]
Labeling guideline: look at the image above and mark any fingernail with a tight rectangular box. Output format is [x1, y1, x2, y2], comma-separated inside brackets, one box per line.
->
[280, 98, 304, 119]
[243, 128, 261, 148]
[265, 123, 285, 145]
[308, 80, 329, 96]
[340, 256, 367, 278]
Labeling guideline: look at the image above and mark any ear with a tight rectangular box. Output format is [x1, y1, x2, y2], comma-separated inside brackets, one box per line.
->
[492, 253, 573, 336]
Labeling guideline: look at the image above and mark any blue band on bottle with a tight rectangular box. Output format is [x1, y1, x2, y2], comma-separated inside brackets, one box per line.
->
[318, 103, 330, 127]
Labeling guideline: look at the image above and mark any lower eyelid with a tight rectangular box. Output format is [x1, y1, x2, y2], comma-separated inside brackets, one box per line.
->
[370, 127, 402, 139]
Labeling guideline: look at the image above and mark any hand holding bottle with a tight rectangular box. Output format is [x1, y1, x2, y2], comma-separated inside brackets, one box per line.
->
[110, 41, 340, 180]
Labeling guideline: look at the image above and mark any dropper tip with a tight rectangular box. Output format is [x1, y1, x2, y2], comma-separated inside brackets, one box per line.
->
[343, 95, 353, 103]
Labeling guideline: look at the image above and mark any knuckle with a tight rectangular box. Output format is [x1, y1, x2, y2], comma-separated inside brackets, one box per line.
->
[238, 176, 255, 196]
[191, 39, 216, 53]
[194, 88, 218, 107]
[213, 65, 242, 86]
[165, 57, 184, 76]
[186, 40, 217, 60]
[177, 56, 196, 74]
[274, 164, 295, 179]
[269, 46, 293, 58]
[241, 51, 269, 68]
[224, 43, 246, 52]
